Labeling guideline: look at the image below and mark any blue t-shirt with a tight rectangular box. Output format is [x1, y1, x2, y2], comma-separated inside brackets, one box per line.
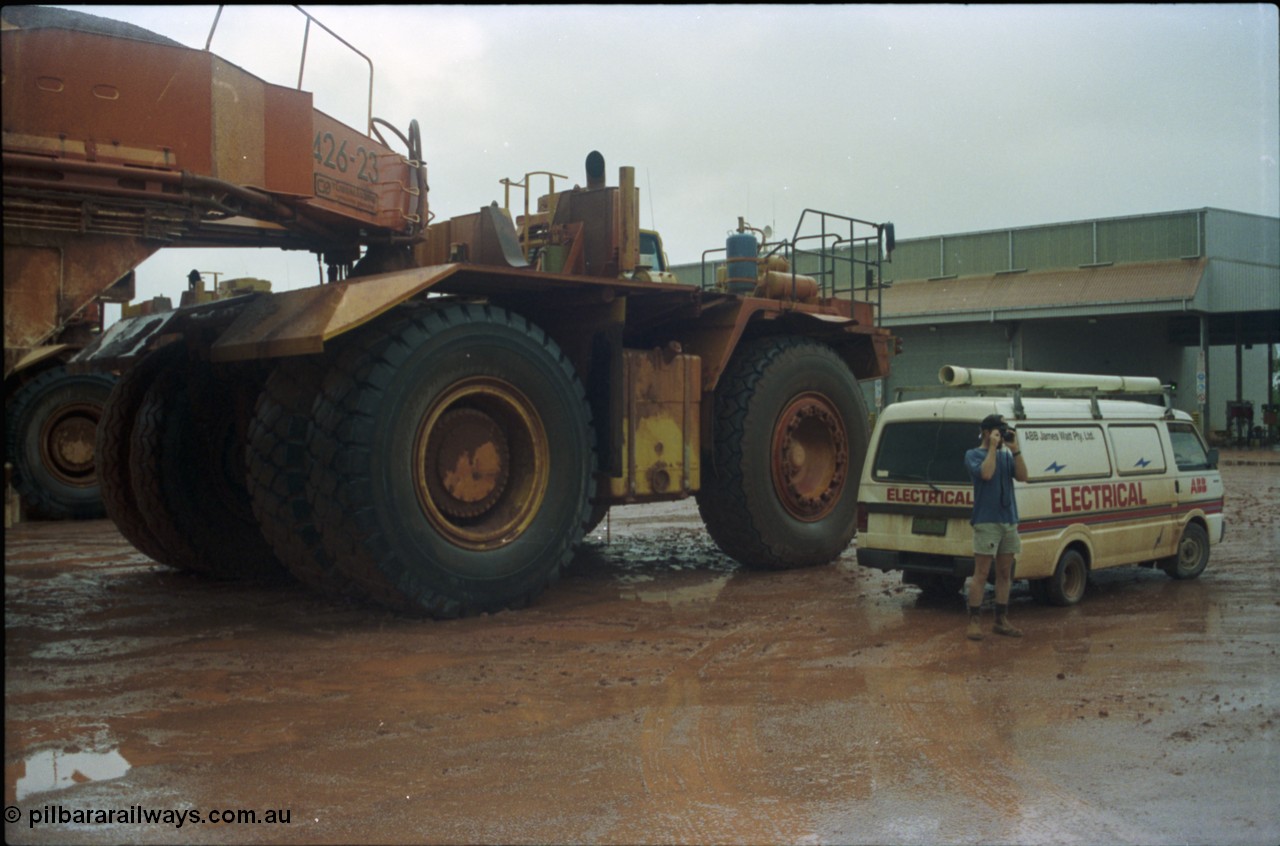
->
[965, 446, 1019, 525]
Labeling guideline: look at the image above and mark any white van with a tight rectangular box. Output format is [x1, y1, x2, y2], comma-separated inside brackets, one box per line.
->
[855, 366, 1225, 605]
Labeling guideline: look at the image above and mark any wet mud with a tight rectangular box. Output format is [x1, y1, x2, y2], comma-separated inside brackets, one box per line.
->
[5, 459, 1278, 844]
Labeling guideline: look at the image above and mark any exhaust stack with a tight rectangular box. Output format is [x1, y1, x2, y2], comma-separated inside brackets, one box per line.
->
[585, 151, 606, 190]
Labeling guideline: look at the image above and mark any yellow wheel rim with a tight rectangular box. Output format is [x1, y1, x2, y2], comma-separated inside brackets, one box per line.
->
[413, 378, 549, 550]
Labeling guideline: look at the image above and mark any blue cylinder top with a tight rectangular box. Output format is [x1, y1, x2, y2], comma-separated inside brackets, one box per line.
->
[725, 232, 759, 282]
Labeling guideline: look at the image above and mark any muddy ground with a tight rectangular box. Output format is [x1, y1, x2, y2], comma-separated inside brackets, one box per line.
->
[4, 456, 1278, 845]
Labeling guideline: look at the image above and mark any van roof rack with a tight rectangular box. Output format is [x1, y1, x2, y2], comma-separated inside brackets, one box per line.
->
[892, 365, 1175, 420]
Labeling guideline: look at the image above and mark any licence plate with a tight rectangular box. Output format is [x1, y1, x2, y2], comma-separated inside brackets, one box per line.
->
[911, 516, 948, 536]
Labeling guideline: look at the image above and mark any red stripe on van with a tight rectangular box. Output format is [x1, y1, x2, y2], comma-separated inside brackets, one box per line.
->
[1019, 498, 1223, 535]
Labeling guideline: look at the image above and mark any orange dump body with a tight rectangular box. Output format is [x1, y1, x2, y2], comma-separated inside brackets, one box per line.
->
[2, 25, 421, 373]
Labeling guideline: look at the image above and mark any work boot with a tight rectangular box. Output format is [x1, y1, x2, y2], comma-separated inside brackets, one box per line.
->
[965, 609, 983, 641]
[993, 604, 1023, 638]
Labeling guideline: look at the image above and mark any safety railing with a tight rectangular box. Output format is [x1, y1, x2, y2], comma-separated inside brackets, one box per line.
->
[699, 210, 894, 324]
[204, 5, 375, 137]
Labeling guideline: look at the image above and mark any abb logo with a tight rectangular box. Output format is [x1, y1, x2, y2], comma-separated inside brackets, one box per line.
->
[1189, 477, 1209, 495]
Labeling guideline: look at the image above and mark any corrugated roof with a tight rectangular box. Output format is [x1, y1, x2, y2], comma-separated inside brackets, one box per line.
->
[881, 258, 1206, 319]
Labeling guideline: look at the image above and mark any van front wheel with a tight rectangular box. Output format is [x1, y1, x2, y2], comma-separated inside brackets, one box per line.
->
[1046, 549, 1088, 606]
[1161, 523, 1209, 580]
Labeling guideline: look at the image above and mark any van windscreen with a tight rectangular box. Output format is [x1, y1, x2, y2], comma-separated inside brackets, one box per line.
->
[1168, 422, 1213, 471]
[871, 421, 975, 485]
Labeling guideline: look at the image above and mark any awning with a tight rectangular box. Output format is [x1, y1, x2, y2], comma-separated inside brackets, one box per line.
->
[881, 258, 1206, 323]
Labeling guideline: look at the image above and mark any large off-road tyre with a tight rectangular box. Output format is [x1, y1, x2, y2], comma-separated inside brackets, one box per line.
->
[582, 477, 611, 535]
[696, 335, 869, 569]
[584, 500, 611, 536]
[1161, 522, 1210, 580]
[129, 348, 286, 581]
[5, 365, 115, 519]
[247, 351, 362, 597]
[1045, 548, 1088, 606]
[308, 304, 595, 618]
[96, 344, 185, 565]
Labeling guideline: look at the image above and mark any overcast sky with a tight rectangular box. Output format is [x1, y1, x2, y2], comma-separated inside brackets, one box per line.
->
[43, 4, 1280, 306]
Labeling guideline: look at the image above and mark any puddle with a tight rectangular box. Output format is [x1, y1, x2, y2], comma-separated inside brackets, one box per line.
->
[620, 573, 733, 605]
[14, 747, 131, 801]
[29, 636, 182, 662]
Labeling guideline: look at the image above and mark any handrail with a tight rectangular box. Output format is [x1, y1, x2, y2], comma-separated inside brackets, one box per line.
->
[698, 209, 893, 325]
[204, 5, 375, 136]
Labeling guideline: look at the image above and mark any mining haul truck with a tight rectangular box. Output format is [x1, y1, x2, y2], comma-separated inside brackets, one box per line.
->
[5, 7, 898, 616]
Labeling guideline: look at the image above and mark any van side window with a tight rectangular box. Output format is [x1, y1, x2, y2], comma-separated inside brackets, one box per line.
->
[1017, 425, 1111, 481]
[1109, 424, 1167, 475]
[1168, 422, 1213, 471]
[871, 421, 973, 485]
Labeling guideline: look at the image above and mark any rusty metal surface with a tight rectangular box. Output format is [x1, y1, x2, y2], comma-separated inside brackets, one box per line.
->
[209, 264, 461, 362]
[209, 264, 702, 364]
[412, 379, 550, 551]
[2, 28, 313, 196]
[3, 25, 416, 244]
[3, 22, 422, 380]
[2, 29, 209, 172]
[608, 349, 701, 500]
[3, 246, 60, 368]
[675, 295, 886, 392]
[305, 110, 411, 233]
[770, 391, 849, 521]
[4, 235, 158, 378]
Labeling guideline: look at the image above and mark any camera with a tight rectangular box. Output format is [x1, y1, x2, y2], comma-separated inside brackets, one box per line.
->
[998, 426, 1016, 443]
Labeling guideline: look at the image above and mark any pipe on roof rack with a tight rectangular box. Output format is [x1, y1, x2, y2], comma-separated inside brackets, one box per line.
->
[939, 365, 1164, 394]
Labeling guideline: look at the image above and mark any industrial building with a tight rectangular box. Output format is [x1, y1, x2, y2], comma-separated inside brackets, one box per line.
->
[678, 208, 1279, 442]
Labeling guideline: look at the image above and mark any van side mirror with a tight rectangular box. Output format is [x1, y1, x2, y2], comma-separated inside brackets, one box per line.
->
[1206, 448, 1219, 469]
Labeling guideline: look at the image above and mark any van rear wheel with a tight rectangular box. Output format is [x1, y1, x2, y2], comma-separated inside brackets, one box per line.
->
[1161, 523, 1209, 580]
[1045, 548, 1088, 606]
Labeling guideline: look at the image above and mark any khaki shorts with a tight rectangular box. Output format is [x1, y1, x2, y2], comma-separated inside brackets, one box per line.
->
[973, 522, 1022, 557]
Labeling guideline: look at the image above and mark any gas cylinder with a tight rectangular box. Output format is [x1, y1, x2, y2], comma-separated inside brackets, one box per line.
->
[758, 271, 819, 303]
[725, 232, 759, 295]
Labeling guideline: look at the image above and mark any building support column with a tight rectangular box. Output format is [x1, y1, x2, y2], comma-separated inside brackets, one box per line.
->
[1235, 314, 1244, 408]
[1199, 314, 1210, 435]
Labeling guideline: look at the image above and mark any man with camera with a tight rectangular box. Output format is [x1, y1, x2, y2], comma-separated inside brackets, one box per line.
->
[963, 414, 1029, 640]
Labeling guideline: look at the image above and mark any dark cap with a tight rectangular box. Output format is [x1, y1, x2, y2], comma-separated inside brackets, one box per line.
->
[980, 414, 1006, 431]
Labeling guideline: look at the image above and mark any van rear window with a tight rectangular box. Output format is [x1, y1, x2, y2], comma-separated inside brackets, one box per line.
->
[872, 421, 974, 485]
